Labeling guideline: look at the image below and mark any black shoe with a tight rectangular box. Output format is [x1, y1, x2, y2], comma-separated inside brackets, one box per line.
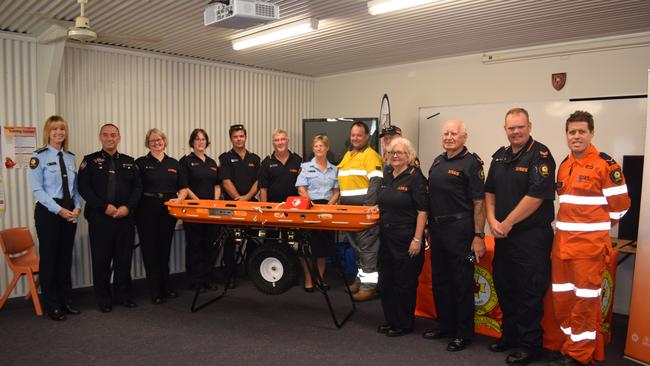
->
[447, 338, 472, 352]
[165, 290, 178, 299]
[152, 297, 164, 305]
[377, 324, 392, 334]
[48, 308, 67, 321]
[547, 355, 582, 366]
[206, 282, 219, 291]
[318, 282, 330, 291]
[99, 305, 112, 313]
[489, 339, 515, 352]
[506, 351, 541, 366]
[422, 329, 452, 340]
[386, 328, 412, 337]
[61, 304, 81, 315]
[304, 286, 314, 293]
[117, 300, 137, 308]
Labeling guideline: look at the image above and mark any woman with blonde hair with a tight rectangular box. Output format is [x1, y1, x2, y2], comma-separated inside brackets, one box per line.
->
[135, 128, 188, 304]
[295, 135, 340, 291]
[28, 115, 81, 321]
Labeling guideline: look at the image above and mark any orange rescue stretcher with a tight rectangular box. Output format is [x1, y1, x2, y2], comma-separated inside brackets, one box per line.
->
[164, 197, 379, 328]
[165, 197, 379, 231]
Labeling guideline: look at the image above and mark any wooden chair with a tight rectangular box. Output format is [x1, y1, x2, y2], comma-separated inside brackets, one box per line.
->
[0, 227, 42, 316]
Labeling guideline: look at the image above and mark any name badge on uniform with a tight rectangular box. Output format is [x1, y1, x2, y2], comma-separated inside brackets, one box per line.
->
[46, 161, 57, 166]
[231, 158, 238, 163]
[515, 166, 528, 173]
[397, 186, 409, 191]
[248, 163, 256, 168]
[122, 163, 134, 169]
[191, 162, 199, 167]
[167, 168, 177, 173]
[210, 167, 217, 171]
[269, 163, 279, 168]
[289, 168, 298, 173]
[447, 169, 460, 176]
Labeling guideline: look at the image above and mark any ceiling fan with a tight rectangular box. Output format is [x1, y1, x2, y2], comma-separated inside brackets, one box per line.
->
[38, 0, 160, 45]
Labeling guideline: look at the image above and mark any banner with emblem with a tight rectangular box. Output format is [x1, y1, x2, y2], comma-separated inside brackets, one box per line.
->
[416, 236, 618, 358]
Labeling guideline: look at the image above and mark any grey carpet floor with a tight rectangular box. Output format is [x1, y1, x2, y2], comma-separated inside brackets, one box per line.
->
[0, 273, 639, 366]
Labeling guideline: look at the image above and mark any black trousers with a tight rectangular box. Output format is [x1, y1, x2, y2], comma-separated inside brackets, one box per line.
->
[88, 212, 136, 307]
[136, 196, 177, 298]
[183, 222, 219, 286]
[429, 216, 475, 339]
[493, 226, 553, 351]
[34, 203, 77, 312]
[378, 225, 424, 330]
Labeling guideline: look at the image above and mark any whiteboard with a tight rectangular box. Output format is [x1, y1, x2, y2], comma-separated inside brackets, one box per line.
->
[418, 98, 647, 175]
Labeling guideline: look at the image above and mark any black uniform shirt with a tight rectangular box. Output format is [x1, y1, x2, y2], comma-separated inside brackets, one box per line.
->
[78, 150, 142, 216]
[136, 153, 188, 195]
[428, 147, 485, 216]
[484, 136, 556, 232]
[179, 152, 219, 200]
[218, 149, 260, 200]
[377, 166, 429, 226]
[258, 151, 303, 202]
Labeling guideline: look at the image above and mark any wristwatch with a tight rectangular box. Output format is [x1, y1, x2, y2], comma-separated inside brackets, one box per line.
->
[474, 232, 485, 239]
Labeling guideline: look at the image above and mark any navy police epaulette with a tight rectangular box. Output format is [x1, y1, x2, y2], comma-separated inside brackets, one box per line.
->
[472, 152, 484, 165]
[34, 147, 48, 154]
[599, 152, 617, 166]
[492, 146, 506, 158]
[68, 151, 75, 156]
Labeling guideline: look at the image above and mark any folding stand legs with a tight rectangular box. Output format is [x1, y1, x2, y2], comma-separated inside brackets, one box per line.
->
[190, 228, 242, 312]
[301, 237, 356, 329]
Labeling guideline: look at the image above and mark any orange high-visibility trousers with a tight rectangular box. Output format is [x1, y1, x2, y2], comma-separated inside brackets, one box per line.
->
[551, 255, 605, 365]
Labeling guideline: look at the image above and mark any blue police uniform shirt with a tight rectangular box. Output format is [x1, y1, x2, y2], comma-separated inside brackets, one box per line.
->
[295, 158, 339, 201]
[28, 145, 81, 214]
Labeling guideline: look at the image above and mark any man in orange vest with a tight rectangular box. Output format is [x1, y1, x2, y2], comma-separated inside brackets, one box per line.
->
[550, 111, 631, 365]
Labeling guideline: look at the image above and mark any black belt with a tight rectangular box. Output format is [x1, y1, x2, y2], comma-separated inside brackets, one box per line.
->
[143, 192, 176, 199]
[381, 222, 416, 229]
[431, 211, 471, 224]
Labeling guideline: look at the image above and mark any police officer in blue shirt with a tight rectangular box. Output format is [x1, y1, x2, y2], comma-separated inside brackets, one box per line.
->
[29, 116, 81, 321]
[295, 135, 340, 291]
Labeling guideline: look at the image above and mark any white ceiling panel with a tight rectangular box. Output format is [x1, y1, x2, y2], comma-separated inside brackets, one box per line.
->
[2, 0, 650, 76]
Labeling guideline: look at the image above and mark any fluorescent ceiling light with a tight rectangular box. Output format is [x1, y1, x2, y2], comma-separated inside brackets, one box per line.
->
[232, 18, 318, 50]
[368, 0, 437, 15]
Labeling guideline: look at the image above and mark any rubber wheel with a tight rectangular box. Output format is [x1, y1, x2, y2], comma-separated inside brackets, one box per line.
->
[248, 244, 298, 295]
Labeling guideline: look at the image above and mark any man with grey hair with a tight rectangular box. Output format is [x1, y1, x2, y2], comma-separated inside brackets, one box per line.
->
[259, 129, 302, 203]
[423, 119, 486, 352]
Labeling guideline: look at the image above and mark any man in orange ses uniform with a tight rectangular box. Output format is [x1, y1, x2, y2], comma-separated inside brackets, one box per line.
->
[550, 111, 630, 366]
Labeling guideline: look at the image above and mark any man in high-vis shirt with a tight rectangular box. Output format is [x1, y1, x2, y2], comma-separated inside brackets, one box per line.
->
[338, 121, 384, 301]
[550, 111, 630, 366]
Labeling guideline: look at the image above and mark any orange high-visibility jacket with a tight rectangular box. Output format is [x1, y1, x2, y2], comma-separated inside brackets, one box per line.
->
[553, 144, 631, 259]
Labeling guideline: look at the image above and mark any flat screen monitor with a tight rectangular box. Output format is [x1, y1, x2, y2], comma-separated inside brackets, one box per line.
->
[302, 118, 380, 165]
[618, 155, 643, 241]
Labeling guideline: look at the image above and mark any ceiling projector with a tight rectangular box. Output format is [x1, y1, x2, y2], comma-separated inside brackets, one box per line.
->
[204, 0, 280, 29]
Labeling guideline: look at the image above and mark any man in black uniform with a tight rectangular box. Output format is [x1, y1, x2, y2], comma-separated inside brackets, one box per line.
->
[259, 129, 302, 203]
[485, 108, 556, 365]
[423, 120, 486, 352]
[219, 124, 260, 288]
[78, 124, 142, 312]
